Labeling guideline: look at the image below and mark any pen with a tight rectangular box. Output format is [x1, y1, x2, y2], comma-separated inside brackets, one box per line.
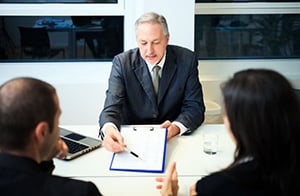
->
[125, 147, 142, 160]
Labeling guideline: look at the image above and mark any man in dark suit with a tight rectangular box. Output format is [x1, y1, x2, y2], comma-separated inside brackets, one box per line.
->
[0, 77, 102, 196]
[99, 12, 205, 152]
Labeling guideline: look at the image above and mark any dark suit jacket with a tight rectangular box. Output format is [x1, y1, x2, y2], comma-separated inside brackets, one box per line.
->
[99, 45, 205, 133]
[0, 153, 102, 196]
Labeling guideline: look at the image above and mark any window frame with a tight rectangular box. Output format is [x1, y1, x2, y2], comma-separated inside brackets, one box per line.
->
[195, 2, 300, 15]
[0, 1, 125, 16]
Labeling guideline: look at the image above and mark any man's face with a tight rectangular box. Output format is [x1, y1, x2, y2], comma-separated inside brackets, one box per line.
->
[136, 22, 169, 65]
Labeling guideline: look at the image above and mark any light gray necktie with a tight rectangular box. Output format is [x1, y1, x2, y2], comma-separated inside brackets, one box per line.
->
[152, 65, 161, 95]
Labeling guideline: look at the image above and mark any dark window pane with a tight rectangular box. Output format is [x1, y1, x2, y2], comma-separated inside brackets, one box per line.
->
[0, 16, 124, 61]
[195, 14, 300, 59]
[0, 0, 117, 3]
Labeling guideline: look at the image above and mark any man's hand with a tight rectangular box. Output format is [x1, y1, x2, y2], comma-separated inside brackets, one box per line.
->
[44, 138, 68, 161]
[161, 120, 180, 140]
[55, 139, 69, 159]
[156, 161, 179, 196]
[102, 125, 126, 152]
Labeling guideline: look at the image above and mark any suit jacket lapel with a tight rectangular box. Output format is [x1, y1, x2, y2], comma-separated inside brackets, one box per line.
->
[133, 57, 157, 105]
[158, 50, 177, 104]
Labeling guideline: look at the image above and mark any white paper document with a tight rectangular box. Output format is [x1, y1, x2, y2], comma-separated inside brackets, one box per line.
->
[109, 126, 168, 173]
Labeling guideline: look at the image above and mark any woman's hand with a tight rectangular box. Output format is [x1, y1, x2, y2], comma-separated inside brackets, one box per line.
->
[156, 161, 179, 196]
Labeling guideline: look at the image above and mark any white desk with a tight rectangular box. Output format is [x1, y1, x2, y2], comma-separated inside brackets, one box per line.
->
[54, 124, 235, 196]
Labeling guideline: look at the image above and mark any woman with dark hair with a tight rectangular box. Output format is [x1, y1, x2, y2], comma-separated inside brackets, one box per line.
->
[157, 69, 300, 196]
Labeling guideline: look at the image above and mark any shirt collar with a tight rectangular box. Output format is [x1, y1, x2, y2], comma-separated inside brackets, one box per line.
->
[146, 51, 166, 72]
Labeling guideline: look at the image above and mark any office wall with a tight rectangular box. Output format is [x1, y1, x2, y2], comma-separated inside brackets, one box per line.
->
[200, 59, 300, 105]
[123, 0, 194, 51]
[0, 0, 300, 125]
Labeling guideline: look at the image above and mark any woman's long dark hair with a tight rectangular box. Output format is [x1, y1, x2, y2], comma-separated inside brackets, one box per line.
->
[221, 69, 300, 195]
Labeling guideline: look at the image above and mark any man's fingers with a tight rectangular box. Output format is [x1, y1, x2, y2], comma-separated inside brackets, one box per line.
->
[161, 120, 171, 128]
[103, 137, 123, 152]
[55, 139, 68, 159]
[111, 132, 125, 146]
[103, 131, 126, 153]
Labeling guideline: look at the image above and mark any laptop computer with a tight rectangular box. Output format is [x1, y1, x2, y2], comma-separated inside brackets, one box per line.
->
[59, 127, 102, 161]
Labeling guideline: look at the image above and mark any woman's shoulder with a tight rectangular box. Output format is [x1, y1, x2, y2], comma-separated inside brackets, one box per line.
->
[195, 161, 272, 196]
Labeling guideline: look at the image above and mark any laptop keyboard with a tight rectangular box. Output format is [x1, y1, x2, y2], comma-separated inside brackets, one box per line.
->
[61, 137, 89, 153]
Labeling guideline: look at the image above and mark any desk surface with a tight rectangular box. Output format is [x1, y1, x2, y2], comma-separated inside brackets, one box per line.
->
[54, 124, 235, 196]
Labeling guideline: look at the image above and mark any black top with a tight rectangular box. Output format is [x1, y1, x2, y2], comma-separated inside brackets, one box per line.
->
[196, 160, 291, 196]
[0, 153, 102, 196]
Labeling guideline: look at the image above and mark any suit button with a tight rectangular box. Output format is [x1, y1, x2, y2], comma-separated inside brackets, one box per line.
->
[152, 113, 157, 118]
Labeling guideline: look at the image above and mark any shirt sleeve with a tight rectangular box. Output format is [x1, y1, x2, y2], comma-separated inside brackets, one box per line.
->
[172, 121, 189, 135]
